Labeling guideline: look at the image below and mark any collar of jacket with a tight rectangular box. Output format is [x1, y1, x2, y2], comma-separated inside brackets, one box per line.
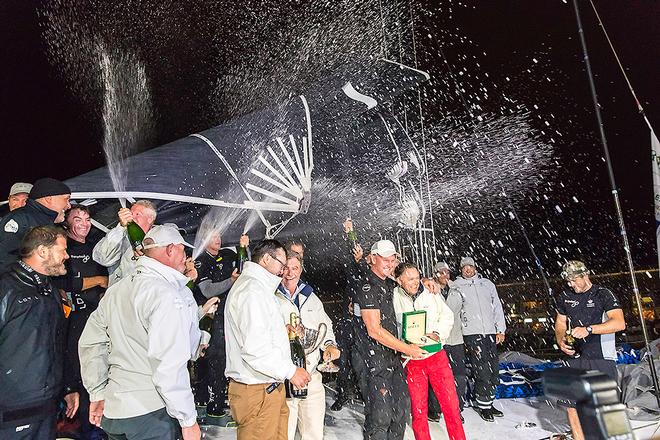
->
[276, 279, 313, 301]
[135, 256, 189, 288]
[455, 273, 483, 284]
[241, 261, 282, 292]
[393, 284, 432, 306]
[12, 260, 54, 294]
[25, 198, 59, 222]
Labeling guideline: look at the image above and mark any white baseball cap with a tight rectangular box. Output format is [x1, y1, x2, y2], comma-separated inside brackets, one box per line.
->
[434, 261, 451, 273]
[370, 240, 398, 257]
[460, 256, 476, 268]
[143, 224, 194, 250]
[9, 182, 33, 196]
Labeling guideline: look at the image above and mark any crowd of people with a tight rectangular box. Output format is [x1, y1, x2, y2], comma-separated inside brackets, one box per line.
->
[0, 179, 626, 440]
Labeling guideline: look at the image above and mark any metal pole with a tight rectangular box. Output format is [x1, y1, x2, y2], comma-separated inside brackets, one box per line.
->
[573, 0, 660, 406]
[504, 194, 552, 296]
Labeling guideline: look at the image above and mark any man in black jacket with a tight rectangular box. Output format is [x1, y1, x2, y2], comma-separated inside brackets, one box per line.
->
[0, 178, 72, 274]
[0, 225, 79, 439]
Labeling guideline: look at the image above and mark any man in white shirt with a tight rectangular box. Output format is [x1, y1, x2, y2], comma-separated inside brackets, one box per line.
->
[92, 200, 157, 286]
[79, 224, 202, 440]
[225, 239, 311, 440]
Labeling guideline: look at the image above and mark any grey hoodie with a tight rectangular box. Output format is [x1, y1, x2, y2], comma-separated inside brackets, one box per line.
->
[454, 273, 506, 336]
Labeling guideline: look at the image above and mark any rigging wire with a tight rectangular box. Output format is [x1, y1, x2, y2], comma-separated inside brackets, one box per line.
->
[573, 0, 660, 408]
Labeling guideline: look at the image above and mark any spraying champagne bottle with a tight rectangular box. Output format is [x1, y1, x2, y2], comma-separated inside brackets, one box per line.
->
[126, 220, 145, 253]
[344, 218, 358, 246]
[237, 235, 249, 274]
[286, 313, 307, 399]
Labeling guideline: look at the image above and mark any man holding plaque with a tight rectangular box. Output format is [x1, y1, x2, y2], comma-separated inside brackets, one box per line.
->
[454, 256, 506, 422]
[350, 239, 425, 440]
[393, 262, 466, 440]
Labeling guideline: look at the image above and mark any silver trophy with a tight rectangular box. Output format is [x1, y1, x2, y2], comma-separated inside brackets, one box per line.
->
[300, 321, 339, 374]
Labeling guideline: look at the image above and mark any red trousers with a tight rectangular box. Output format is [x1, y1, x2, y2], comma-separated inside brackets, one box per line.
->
[404, 350, 466, 440]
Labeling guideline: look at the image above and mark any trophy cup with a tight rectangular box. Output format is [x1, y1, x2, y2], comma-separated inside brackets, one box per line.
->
[299, 321, 340, 373]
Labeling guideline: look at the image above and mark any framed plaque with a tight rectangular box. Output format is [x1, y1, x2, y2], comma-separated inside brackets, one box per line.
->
[402, 310, 443, 353]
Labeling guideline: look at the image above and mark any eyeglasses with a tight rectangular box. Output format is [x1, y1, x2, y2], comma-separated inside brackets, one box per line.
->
[270, 254, 287, 268]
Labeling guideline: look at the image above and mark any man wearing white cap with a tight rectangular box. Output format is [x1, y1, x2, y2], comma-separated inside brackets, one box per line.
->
[350, 239, 425, 440]
[453, 256, 506, 422]
[7, 182, 32, 211]
[79, 224, 204, 440]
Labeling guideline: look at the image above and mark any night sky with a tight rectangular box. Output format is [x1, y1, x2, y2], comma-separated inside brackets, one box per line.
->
[1, 1, 659, 281]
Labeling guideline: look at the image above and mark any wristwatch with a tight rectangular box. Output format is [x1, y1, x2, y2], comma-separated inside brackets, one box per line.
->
[586, 326, 593, 335]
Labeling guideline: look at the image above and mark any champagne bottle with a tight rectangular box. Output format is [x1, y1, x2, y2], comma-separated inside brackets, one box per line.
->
[237, 241, 248, 274]
[199, 312, 214, 333]
[564, 319, 581, 358]
[126, 220, 146, 252]
[286, 313, 307, 399]
[344, 218, 358, 246]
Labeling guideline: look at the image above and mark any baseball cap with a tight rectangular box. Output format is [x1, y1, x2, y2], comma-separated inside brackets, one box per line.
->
[370, 240, 398, 257]
[9, 182, 33, 197]
[434, 261, 451, 273]
[561, 260, 590, 280]
[460, 257, 476, 268]
[142, 224, 194, 250]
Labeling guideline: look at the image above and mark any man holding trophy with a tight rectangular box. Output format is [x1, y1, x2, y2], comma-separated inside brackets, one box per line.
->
[393, 262, 466, 440]
[275, 250, 340, 440]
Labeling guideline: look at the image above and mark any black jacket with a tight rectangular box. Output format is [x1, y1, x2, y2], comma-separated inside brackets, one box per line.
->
[0, 200, 83, 293]
[0, 199, 59, 273]
[0, 262, 75, 422]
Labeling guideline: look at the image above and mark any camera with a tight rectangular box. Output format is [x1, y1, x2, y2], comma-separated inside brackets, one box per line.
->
[543, 367, 633, 440]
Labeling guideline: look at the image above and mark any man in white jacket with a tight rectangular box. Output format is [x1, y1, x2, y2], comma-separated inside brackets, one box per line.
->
[393, 262, 466, 440]
[92, 200, 157, 286]
[224, 239, 311, 440]
[276, 251, 340, 440]
[79, 224, 203, 440]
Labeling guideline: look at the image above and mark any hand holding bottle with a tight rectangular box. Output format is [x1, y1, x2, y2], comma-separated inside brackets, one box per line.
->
[117, 208, 134, 227]
[184, 257, 198, 282]
[239, 234, 250, 248]
[290, 367, 311, 389]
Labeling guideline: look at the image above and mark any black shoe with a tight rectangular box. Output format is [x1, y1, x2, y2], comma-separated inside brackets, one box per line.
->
[475, 407, 494, 422]
[490, 406, 504, 418]
[206, 400, 227, 417]
[427, 413, 441, 423]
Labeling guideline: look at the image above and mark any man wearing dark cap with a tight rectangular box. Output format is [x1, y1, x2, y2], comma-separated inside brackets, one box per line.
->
[7, 182, 33, 211]
[0, 178, 72, 273]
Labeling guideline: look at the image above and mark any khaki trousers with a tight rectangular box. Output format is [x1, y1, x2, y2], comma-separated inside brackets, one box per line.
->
[229, 380, 289, 440]
[286, 371, 326, 440]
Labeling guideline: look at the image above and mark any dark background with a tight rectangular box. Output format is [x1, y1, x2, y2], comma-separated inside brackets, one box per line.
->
[1, 0, 659, 281]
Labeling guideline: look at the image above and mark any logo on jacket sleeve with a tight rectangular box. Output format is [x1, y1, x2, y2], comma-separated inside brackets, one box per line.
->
[4, 219, 19, 233]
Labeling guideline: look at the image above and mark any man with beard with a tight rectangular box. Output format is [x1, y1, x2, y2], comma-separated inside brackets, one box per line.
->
[62, 205, 109, 439]
[0, 225, 80, 439]
[350, 239, 425, 440]
[555, 260, 625, 440]
[0, 178, 71, 273]
[79, 224, 203, 440]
